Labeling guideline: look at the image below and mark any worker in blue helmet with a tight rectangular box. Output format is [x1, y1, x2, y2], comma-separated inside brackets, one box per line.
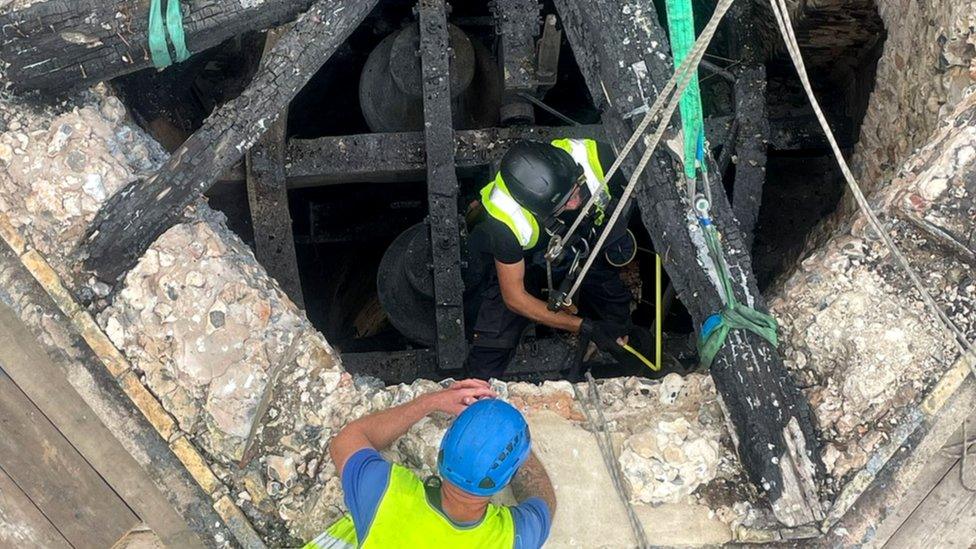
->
[305, 378, 555, 548]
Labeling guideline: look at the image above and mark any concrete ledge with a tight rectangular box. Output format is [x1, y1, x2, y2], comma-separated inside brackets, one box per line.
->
[214, 495, 268, 549]
[119, 370, 179, 441]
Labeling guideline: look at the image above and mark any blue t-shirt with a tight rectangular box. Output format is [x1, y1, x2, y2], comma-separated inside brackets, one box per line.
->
[341, 448, 552, 548]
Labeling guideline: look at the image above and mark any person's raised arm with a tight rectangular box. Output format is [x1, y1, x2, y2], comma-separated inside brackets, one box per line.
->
[329, 379, 495, 475]
[509, 450, 557, 517]
[496, 259, 583, 334]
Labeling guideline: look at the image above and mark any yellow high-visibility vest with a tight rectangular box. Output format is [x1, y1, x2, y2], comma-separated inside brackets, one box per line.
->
[480, 138, 610, 249]
[303, 465, 515, 548]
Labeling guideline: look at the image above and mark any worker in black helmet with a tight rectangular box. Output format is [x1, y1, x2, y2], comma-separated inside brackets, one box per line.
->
[463, 138, 636, 379]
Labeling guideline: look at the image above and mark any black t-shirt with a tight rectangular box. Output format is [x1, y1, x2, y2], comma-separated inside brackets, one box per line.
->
[463, 140, 626, 289]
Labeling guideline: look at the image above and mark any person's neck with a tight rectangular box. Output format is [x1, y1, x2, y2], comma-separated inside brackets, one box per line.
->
[439, 482, 489, 524]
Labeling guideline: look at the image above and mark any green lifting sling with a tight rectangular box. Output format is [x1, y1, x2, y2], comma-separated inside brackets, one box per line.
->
[664, 0, 706, 179]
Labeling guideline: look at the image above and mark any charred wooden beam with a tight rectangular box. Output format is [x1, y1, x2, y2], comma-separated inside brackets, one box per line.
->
[728, 0, 769, 250]
[730, 78, 768, 248]
[0, 0, 318, 94]
[245, 27, 304, 309]
[223, 125, 605, 187]
[707, 114, 853, 152]
[492, 0, 543, 124]
[77, 0, 380, 290]
[554, 0, 825, 527]
[418, 0, 466, 371]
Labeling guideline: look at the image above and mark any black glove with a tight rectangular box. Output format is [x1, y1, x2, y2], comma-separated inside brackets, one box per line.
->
[580, 318, 629, 353]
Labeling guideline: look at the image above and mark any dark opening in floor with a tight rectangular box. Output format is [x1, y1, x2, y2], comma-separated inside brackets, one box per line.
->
[111, 0, 886, 382]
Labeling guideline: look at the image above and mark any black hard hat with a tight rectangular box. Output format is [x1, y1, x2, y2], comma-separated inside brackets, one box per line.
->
[499, 141, 582, 218]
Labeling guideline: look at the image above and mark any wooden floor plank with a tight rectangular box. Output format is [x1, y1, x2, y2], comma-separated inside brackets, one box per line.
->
[0, 466, 71, 548]
[0, 302, 206, 547]
[0, 367, 139, 548]
[885, 458, 976, 548]
[882, 418, 976, 549]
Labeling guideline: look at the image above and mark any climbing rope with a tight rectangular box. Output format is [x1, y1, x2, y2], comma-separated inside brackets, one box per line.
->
[560, 0, 735, 306]
[148, 0, 191, 69]
[548, 0, 734, 265]
[572, 374, 649, 548]
[766, 0, 975, 365]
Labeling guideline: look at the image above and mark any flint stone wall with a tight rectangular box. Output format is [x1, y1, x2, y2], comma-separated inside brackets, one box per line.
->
[0, 92, 751, 545]
[851, 0, 976, 196]
[771, 91, 976, 484]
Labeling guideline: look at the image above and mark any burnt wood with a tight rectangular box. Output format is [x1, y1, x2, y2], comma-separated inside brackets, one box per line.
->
[0, 0, 316, 94]
[731, 67, 768, 249]
[245, 27, 305, 309]
[418, 0, 467, 371]
[76, 0, 380, 289]
[553, 0, 825, 526]
[213, 118, 838, 189]
[252, 124, 604, 187]
[727, 0, 769, 250]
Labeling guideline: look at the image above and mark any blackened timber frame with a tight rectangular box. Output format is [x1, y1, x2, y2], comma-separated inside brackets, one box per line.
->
[76, 0, 381, 292]
[553, 0, 825, 527]
[0, 0, 318, 94]
[219, 125, 605, 187]
[212, 117, 847, 190]
[246, 27, 305, 309]
[418, 0, 467, 370]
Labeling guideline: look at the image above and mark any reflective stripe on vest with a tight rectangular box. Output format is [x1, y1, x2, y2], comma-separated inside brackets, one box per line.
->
[550, 138, 611, 214]
[306, 465, 516, 548]
[480, 172, 541, 250]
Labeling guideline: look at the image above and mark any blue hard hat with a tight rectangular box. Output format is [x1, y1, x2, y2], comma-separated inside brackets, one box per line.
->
[438, 399, 531, 497]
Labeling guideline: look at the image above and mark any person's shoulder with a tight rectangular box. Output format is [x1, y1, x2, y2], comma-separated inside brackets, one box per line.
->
[508, 497, 552, 549]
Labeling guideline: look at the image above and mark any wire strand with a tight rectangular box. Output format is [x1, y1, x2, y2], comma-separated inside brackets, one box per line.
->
[766, 0, 974, 363]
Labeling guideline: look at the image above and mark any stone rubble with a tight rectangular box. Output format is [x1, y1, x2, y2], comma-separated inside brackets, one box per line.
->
[770, 92, 976, 485]
[0, 87, 168, 273]
[851, 0, 976, 199]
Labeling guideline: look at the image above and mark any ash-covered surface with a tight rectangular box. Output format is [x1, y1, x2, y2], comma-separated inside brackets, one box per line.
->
[0, 12, 973, 541]
[226, 374, 759, 546]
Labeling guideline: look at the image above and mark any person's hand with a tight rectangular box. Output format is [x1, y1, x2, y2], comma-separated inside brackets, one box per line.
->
[424, 379, 496, 416]
[580, 318, 629, 352]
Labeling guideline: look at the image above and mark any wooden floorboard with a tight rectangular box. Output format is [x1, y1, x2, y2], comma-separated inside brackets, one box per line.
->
[0, 466, 71, 548]
[881, 415, 976, 548]
[0, 302, 207, 547]
[0, 367, 139, 548]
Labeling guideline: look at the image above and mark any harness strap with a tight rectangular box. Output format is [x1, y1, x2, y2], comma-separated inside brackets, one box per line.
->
[148, 0, 191, 69]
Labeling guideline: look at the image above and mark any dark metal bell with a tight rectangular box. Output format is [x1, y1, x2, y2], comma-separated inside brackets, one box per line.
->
[359, 22, 501, 132]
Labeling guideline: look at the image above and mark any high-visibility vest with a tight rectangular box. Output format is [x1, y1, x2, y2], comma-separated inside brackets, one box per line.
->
[303, 465, 516, 548]
[480, 138, 611, 250]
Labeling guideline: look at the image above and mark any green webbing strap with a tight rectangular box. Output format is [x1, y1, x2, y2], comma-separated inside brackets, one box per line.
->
[696, 223, 779, 370]
[148, 0, 191, 69]
[664, 0, 706, 179]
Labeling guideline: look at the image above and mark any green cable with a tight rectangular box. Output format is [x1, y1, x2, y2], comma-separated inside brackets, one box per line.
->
[148, 0, 191, 69]
[696, 223, 779, 370]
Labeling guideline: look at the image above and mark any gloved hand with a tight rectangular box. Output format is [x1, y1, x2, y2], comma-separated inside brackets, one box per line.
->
[580, 318, 629, 353]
